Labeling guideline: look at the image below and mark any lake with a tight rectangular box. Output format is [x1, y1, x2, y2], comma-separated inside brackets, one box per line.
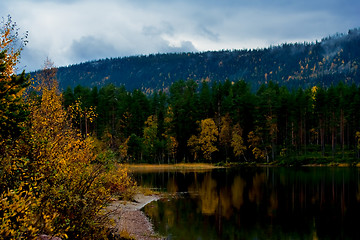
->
[132, 167, 360, 240]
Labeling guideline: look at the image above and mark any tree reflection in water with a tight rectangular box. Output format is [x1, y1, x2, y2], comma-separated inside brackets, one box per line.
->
[139, 168, 360, 240]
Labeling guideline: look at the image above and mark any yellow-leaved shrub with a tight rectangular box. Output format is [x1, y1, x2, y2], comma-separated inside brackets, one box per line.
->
[0, 59, 136, 239]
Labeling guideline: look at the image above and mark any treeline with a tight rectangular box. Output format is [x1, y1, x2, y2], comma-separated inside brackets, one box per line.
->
[46, 28, 360, 93]
[64, 79, 360, 164]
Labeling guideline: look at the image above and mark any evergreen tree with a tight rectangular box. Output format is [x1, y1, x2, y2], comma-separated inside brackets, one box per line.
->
[0, 16, 30, 152]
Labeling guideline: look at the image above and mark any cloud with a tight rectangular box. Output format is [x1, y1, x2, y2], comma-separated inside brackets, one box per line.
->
[68, 36, 120, 63]
[18, 45, 48, 72]
[142, 22, 174, 37]
[141, 24, 198, 54]
[162, 40, 197, 53]
[197, 26, 220, 42]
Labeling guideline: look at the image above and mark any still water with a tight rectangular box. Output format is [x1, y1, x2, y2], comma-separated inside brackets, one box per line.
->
[132, 167, 360, 240]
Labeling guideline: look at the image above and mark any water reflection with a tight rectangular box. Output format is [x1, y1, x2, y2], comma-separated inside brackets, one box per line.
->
[189, 174, 219, 215]
[134, 167, 360, 240]
[231, 176, 245, 210]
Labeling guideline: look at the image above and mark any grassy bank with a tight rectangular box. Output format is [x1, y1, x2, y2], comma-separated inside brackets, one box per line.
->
[124, 158, 360, 173]
[124, 163, 222, 172]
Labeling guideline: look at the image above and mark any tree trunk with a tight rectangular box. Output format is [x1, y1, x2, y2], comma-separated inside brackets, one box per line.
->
[320, 118, 325, 156]
[85, 115, 88, 136]
[331, 112, 336, 157]
[340, 109, 345, 157]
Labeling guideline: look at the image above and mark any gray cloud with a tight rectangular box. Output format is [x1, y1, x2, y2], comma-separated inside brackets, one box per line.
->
[18, 46, 47, 72]
[161, 40, 197, 53]
[68, 36, 120, 63]
[141, 24, 198, 54]
[197, 26, 220, 42]
[142, 22, 174, 37]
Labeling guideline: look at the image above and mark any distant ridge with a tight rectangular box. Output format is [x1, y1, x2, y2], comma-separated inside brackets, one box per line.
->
[31, 28, 360, 92]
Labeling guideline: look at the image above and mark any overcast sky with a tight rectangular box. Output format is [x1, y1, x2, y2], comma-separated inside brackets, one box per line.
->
[1, 0, 359, 72]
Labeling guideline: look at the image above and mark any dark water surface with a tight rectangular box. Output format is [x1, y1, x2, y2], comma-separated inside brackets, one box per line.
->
[132, 167, 360, 240]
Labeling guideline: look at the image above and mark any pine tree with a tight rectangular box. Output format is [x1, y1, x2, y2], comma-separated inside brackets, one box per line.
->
[0, 16, 29, 148]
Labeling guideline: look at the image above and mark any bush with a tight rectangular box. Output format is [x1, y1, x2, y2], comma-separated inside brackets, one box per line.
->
[0, 67, 136, 239]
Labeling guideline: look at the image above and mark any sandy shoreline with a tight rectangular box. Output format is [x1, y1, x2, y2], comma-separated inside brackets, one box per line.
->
[106, 193, 165, 240]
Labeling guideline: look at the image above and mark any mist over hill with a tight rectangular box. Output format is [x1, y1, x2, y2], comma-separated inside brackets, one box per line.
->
[32, 28, 360, 92]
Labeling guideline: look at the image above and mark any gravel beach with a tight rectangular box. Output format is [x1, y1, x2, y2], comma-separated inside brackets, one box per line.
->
[106, 193, 165, 240]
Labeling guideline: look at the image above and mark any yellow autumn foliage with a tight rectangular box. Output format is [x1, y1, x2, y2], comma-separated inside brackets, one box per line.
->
[248, 128, 269, 161]
[356, 131, 360, 150]
[188, 118, 219, 161]
[0, 16, 25, 79]
[0, 58, 135, 239]
[231, 123, 246, 160]
[143, 115, 158, 157]
[0, 184, 40, 239]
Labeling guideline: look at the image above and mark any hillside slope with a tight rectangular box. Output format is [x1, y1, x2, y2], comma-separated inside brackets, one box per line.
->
[32, 28, 360, 92]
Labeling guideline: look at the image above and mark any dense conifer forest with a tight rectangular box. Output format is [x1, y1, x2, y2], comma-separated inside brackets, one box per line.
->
[63, 79, 360, 165]
[32, 28, 360, 93]
[53, 28, 360, 165]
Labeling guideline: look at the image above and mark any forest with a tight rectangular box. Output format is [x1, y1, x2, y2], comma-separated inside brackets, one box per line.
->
[63, 79, 360, 165]
[34, 27, 360, 93]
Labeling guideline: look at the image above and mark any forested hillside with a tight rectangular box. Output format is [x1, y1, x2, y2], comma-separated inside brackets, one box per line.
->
[32, 28, 360, 92]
